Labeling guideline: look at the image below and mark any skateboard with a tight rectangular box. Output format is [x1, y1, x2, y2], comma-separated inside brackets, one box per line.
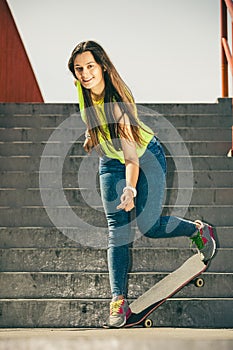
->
[124, 253, 208, 328]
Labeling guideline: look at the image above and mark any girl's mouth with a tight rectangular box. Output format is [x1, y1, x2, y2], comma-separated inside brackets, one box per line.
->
[83, 78, 93, 83]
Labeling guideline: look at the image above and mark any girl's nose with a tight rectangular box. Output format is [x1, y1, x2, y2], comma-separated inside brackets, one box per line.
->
[81, 67, 89, 78]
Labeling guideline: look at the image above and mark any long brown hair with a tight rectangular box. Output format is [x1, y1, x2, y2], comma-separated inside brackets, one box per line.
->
[68, 40, 146, 151]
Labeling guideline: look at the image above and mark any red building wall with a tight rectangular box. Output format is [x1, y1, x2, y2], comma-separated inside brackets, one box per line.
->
[0, 0, 44, 102]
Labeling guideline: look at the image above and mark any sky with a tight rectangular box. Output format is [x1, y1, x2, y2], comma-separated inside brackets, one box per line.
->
[7, 0, 228, 103]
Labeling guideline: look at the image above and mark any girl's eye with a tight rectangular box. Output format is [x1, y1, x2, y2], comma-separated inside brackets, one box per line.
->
[75, 67, 83, 73]
[88, 64, 94, 69]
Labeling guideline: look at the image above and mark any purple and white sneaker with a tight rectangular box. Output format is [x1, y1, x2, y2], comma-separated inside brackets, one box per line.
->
[190, 220, 216, 262]
[103, 297, 132, 328]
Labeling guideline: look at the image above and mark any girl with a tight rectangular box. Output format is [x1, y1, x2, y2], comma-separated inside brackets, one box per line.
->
[68, 40, 216, 328]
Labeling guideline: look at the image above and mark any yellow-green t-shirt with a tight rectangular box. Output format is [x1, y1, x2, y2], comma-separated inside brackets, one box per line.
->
[77, 81, 154, 164]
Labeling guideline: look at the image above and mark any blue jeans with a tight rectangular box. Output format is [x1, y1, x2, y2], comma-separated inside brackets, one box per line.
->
[99, 136, 196, 297]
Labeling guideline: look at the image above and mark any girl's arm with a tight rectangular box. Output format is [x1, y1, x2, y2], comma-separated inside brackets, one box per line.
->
[114, 104, 139, 212]
[121, 137, 139, 189]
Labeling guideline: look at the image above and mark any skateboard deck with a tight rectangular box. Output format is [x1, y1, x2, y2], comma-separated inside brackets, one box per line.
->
[125, 254, 207, 328]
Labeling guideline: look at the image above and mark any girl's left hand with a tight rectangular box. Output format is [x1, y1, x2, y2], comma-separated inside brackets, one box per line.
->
[83, 137, 93, 154]
[117, 189, 135, 212]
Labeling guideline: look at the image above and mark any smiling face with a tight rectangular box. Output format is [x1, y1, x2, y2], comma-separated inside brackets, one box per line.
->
[74, 51, 105, 95]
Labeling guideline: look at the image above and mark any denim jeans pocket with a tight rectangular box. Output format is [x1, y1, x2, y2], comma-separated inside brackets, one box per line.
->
[140, 137, 167, 174]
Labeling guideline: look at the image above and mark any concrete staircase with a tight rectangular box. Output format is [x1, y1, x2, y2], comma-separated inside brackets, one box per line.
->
[0, 99, 232, 328]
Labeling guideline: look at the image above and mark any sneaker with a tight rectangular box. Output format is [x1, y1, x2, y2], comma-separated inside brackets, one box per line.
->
[103, 298, 132, 328]
[190, 220, 216, 262]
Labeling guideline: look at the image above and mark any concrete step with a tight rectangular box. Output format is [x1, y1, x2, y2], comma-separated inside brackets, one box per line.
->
[0, 170, 232, 189]
[0, 127, 231, 142]
[140, 115, 232, 129]
[0, 100, 231, 125]
[158, 127, 232, 142]
[0, 113, 232, 130]
[0, 248, 232, 273]
[0, 206, 107, 227]
[0, 103, 80, 116]
[0, 272, 232, 299]
[0, 206, 232, 226]
[139, 99, 232, 116]
[0, 298, 232, 328]
[0, 106, 232, 126]
[1, 188, 232, 207]
[0, 127, 84, 142]
[0, 141, 231, 156]
[1, 156, 233, 172]
[0, 99, 231, 115]
[0, 226, 232, 249]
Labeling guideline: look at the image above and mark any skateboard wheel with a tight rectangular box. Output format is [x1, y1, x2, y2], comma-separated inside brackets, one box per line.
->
[143, 319, 153, 328]
[194, 277, 205, 287]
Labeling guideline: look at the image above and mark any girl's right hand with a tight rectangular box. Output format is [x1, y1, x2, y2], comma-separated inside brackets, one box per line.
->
[117, 189, 135, 212]
[83, 138, 93, 154]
